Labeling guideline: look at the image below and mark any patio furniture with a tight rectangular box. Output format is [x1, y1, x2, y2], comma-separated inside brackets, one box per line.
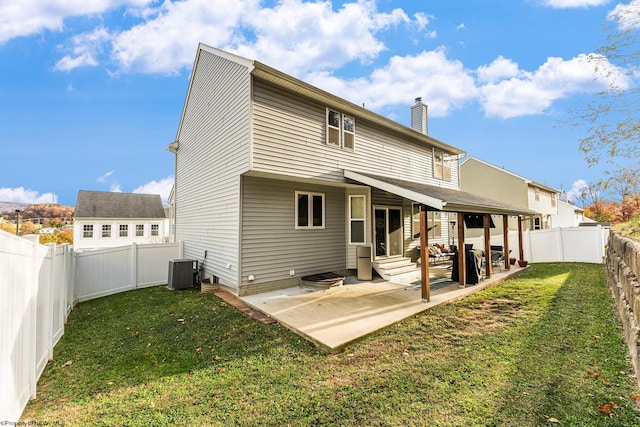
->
[490, 245, 504, 272]
[451, 248, 484, 284]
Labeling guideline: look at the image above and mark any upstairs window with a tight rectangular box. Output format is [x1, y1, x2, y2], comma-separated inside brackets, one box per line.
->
[136, 224, 144, 237]
[83, 224, 93, 238]
[296, 191, 325, 229]
[326, 109, 355, 150]
[119, 224, 128, 237]
[433, 149, 452, 181]
[102, 224, 111, 238]
[151, 224, 159, 236]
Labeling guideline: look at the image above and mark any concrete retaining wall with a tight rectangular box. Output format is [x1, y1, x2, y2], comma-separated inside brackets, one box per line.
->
[605, 231, 640, 388]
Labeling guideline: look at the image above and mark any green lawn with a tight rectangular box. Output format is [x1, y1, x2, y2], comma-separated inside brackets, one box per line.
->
[23, 263, 640, 426]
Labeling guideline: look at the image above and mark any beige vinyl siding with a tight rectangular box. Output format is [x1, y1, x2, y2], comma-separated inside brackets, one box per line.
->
[240, 176, 346, 289]
[251, 80, 459, 188]
[460, 158, 528, 208]
[174, 49, 251, 289]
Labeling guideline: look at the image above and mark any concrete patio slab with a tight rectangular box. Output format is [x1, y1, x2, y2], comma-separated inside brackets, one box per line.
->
[241, 265, 527, 352]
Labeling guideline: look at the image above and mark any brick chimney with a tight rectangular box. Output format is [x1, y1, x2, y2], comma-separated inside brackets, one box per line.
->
[411, 97, 428, 135]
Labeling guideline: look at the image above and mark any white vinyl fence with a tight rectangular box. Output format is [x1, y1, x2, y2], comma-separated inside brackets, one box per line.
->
[464, 225, 607, 264]
[0, 231, 182, 422]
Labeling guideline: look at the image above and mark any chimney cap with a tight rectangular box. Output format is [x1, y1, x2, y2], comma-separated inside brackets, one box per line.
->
[415, 97, 422, 104]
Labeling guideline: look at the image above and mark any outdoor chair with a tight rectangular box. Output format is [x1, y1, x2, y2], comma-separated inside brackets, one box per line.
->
[491, 250, 504, 271]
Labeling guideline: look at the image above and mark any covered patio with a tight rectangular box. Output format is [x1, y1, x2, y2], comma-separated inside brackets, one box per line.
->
[344, 170, 537, 302]
[242, 264, 528, 352]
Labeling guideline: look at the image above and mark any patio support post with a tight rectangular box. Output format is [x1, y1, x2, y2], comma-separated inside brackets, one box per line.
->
[420, 206, 430, 302]
[457, 214, 466, 288]
[483, 214, 491, 278]
[518, 216, 525, 261]
[503, 215, 510, 270]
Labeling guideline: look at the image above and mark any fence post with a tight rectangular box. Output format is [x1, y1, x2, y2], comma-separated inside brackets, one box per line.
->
[24, 235, 39, 399]
[131, 243, 138, 288]
[45, 243, 56, 360]
[556, 228, 564, 262]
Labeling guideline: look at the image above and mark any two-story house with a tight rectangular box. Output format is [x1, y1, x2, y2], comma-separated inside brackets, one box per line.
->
[73, 190, 167, 250]
[170, 44, 534, 297]
[460, 157, 558, 237]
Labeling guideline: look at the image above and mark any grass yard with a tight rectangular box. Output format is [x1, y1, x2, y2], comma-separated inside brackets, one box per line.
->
[22, 263, 640, 426]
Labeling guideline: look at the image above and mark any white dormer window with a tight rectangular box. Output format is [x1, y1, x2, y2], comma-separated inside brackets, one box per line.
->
[326, 108, 355, 150]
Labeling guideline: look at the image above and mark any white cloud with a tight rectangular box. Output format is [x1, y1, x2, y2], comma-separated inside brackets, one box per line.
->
[110, 0, 260, 74]
[0, 0, 152, 45]
[566, 179, 589, 203]
[109, 183, 122, 193]
[306, 48, 477, 117]
[133, 176, 174, 204]
[0, 187, 57, 204]
[477, 54, 627, 119]
[54, 27, 110, 72]
[476, 56, 521, 84]
[542, 0, 610, 8]
[96, 170, 114, 183]
[44, 0, 424, 76]
[608, 0, 640, 29]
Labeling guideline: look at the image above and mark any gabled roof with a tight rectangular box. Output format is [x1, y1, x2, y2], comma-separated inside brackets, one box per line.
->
[74, 191, 166, 219]
[461, 157, 559, 194]
[345, 170, 537, 216]
[173, 43, 464, 157]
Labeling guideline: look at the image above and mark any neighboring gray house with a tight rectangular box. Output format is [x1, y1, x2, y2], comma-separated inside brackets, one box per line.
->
[170, 44, 532, 296]
[73, 191, 167, 250]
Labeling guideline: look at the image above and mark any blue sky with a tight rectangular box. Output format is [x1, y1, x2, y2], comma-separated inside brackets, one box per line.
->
[0, 0, 636, 206]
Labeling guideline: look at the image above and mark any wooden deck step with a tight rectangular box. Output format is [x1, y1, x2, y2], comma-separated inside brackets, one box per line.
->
[213, 289, 278, 325]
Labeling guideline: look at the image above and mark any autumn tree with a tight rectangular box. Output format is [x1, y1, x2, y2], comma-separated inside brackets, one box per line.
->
[19, 221, 36, 236]
[0, 222, 16, 234]
[573, 3, 640, 194]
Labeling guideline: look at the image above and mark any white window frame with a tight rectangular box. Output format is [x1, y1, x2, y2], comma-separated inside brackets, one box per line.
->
[412, 204, 442, 239]
[349, 195, 366, 244]
[101, 224, 111, 238]
[151, 224, 159, 236]
[136, 224, 144, 237]
[326, 108, 355, 150]
[119, 224, 128, 238]
[295, 191, 325, 230]
[433, 149, 452, 181]
[83, 224, 93, 238]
